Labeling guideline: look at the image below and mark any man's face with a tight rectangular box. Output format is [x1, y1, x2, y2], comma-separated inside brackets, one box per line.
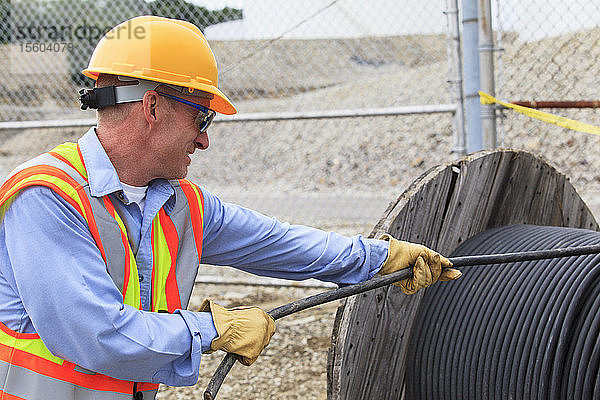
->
[150, 91, 212, 180]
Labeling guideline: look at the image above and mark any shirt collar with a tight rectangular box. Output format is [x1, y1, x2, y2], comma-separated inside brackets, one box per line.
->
[77, 128, 176, 212]
[78, 128, 121, 198]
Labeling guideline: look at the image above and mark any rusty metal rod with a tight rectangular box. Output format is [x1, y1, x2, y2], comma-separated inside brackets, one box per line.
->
[203, 244, 600, 400]
[508, 100, 600, 109]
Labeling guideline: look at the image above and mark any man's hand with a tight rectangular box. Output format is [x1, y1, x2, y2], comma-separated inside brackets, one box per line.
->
[200, 299, 276, 366]
[378, 234, 462, 295]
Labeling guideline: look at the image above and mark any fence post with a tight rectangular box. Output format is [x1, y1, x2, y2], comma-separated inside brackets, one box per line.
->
[461, 0, 483, 152]
[478, 0, 497, 148]
[445, 0, 467, 155]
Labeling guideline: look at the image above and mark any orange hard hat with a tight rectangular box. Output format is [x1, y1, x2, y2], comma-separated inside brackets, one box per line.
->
[82, 16, 236, 115]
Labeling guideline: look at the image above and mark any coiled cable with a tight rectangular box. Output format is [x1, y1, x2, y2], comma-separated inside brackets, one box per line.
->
[405, 224, 600, 399]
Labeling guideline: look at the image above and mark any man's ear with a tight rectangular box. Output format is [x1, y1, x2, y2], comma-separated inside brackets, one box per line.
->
[142, 91, 159, 128]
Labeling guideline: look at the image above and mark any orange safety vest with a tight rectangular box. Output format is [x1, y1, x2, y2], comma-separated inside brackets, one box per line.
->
[0, 142, 204, 400]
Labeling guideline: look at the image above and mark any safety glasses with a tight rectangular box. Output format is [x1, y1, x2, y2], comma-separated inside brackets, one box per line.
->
[156, 91, 216, 133]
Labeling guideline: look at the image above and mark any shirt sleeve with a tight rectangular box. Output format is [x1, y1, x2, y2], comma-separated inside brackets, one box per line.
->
[200, 188, 389, 285]
[2, 186, 215, 386]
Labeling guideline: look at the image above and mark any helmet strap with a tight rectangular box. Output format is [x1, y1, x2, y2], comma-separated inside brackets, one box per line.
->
[79, 79, 160, 110]
[79, 76, 212, 109]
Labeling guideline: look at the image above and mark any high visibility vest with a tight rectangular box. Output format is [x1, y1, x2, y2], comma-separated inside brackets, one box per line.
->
[0, 142, 204, 400]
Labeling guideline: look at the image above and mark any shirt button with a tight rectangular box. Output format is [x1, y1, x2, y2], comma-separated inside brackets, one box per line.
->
[117, 192, 125, 201]
[139, 275, 144, 282]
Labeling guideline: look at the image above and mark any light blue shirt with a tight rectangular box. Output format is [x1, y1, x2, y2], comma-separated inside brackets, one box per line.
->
[0, 128, 388, 386]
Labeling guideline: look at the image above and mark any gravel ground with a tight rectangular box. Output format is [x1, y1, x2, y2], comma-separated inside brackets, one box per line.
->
[0, 29, 598, 400]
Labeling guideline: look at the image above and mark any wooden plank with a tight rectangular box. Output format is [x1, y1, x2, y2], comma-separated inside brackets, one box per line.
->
[438, 151, 507, 251]
[330, 163, 453, 400]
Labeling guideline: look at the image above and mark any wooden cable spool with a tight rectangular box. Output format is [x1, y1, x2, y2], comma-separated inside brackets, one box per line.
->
[326, 149, 599, 400]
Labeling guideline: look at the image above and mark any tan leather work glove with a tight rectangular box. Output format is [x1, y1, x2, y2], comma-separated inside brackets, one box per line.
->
[378, 234, 462, 295]
[200, 299, 276, 366]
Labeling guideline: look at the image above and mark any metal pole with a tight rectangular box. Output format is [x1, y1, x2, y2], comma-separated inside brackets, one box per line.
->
[203, 244, 600, 400]
[462, 0, 482, 152]
[445, 0, 467, 155]
[478, 0, 497, 148]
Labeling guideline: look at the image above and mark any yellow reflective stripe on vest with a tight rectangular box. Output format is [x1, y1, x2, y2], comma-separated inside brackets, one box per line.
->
[186, 182, 204, 220]
[0, 196, 16, 222]
[151, 208, 181, 313]
[48, 142, 88, 181]
[0, 325, 64, 366]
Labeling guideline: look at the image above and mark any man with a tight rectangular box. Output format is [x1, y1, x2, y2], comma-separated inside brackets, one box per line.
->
[0, 16, 461, 400]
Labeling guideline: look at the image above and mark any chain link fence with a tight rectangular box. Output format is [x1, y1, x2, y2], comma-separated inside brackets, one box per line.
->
[493, 0, 600, 212]
[494, 0, 600, 111]
[494, 0, 599, 102]
[0, 0, 458, 234]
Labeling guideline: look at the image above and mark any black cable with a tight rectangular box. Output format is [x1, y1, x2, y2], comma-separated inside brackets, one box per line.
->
[544, 244, 599, 399]
[572, 281, 600, 398]
[405, 224, 600, 399]
[492, 226, 557, 399]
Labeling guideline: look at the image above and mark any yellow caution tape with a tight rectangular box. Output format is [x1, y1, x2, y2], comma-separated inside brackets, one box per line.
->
[479, 91, 600, 136]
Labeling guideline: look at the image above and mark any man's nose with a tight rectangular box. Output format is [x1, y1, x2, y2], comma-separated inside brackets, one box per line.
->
[195, 131, 209, 150]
